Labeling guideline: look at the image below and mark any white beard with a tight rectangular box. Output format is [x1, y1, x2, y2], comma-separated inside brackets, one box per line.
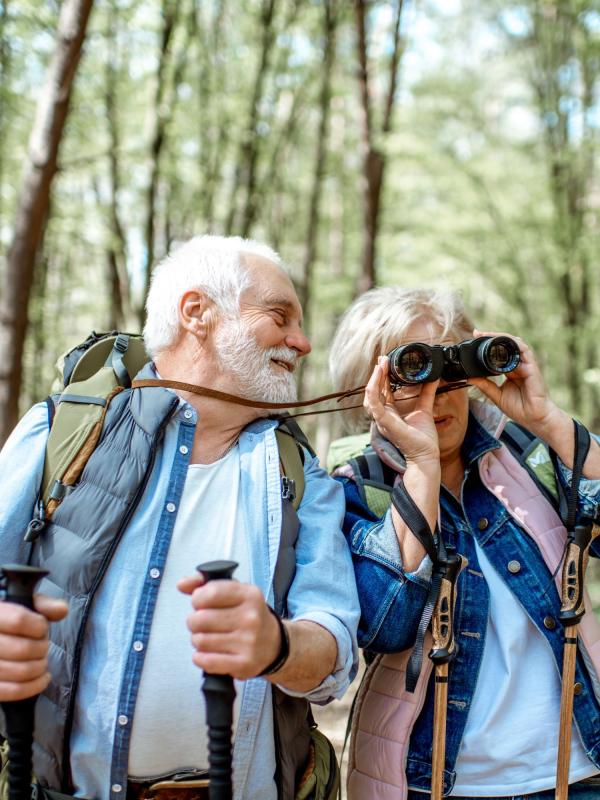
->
[214, 317, 298, 404]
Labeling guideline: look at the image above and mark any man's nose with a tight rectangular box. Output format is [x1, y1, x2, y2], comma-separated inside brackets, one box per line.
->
[286, 327, 312, 357]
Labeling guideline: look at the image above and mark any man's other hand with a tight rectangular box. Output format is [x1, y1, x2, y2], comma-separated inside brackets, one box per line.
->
[178, 575, 280, 679]
[0, 595, 68, 701]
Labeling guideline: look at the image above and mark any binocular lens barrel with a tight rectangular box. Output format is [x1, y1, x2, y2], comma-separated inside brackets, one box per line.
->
[478, 337, 520, 374]
[389, 343, 433, 384]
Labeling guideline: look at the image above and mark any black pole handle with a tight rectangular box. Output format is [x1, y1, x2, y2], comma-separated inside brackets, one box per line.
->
[1, 565, 49, 800]
[196, 560, 238, 800]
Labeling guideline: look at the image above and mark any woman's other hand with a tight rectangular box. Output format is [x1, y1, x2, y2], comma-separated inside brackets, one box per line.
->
[467, 330, 556, 431]
[364, 356, 440, 467]
[469, 329, 600, 477]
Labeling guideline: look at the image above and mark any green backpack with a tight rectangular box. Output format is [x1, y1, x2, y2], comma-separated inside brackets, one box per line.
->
[27, 331, 307, 536]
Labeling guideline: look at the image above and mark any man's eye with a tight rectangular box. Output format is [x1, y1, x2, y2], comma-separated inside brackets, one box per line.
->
[272, 310, 287, 324]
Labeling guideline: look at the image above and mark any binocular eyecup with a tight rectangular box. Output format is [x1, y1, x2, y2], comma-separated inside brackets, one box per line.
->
[387, 335, 520, 388]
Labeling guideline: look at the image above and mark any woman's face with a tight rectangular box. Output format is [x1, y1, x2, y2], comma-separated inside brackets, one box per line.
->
[390, 319, 470, 463]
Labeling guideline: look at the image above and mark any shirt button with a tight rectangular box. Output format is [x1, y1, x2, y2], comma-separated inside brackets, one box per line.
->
[149, 568, 160, 579]
[118, 714, 128, 726]
[112, 785, 123, 793]
[166, 502, 176, 513]
[184, 409, 193, 419]
[574, 682, 583, 695]
[477, 518, 489, 530]
[133, 640, 144, 652]
[507, 560, 521, 574]
[543, 616, 556, 630]
[179, 445, 189, 455]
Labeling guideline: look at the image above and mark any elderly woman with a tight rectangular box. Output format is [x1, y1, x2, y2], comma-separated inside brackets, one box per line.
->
[329, 287, 600, 800]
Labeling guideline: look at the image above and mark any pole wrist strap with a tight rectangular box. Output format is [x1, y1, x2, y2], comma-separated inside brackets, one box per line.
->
[392, 482, 445, 692]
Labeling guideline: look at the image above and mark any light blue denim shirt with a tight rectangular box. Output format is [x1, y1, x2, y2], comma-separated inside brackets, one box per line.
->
[0, 396, 360, 800]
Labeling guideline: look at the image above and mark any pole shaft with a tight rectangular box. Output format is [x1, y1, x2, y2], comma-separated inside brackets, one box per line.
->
[431, 662, 448, 800]
[555, 634, 578, 800]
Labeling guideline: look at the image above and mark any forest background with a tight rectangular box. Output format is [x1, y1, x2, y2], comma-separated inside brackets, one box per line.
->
[0, 0, 599, 620]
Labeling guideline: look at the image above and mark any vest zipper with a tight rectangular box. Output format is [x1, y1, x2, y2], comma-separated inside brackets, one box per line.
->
[60, 401, 178, 791]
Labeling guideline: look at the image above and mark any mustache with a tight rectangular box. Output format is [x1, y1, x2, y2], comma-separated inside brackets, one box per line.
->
[266, 346, 298, 372]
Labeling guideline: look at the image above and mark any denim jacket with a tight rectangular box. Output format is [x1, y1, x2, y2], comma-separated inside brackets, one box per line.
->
[338, 412, 600, 792]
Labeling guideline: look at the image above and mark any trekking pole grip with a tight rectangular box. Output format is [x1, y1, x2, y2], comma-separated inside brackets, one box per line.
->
[196, 560, 238, 800]
[430, 549, 466, 665]
[559, 523, 600, 625]
[0, 565, 49, 800]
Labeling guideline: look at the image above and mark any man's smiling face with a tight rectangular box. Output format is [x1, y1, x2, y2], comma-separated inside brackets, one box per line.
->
[213, 254, 311, 403]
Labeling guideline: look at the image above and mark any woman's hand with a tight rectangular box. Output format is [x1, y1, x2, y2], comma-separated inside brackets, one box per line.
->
[364, 356, 440, 466]
[469, 329, 600, 477]
[467, 329, 558, 432]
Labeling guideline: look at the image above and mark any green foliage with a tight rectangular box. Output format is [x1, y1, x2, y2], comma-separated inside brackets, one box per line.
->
[2, 0, 600, 500]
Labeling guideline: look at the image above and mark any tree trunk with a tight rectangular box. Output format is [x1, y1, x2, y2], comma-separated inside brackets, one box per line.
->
[354, 0, 404, 295]
[140, 0, 179, 326]
[0, 0, 94, 447]
[104, 9, 131, 329]
[225, 0, 276, 237]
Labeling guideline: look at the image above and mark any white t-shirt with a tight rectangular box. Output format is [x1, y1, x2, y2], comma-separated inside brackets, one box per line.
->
[128, 446, 251, 778]
[451, 539, 598, 796]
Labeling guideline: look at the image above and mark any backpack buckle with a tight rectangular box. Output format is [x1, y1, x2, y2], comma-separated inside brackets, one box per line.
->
[24, 501, 46, 543]
[281, 476, 296, 502]
[114, 334, 129, 354]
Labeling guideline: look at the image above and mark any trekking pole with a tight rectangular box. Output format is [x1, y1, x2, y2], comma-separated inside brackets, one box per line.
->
[429, 547, 466, 800]
[0, 565, 49, 800]
[555, 521, 600, 800]
[196, 560, 238, 800]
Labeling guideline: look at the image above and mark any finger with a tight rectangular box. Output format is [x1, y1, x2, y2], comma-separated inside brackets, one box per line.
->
[0, 657, 47, 683]
[468, 377, 502, 406]
[187, 607, 243, 634]
[191, 651, 255, 680]
[364, 365, 387, 415]
[0, 604, 48, 640]
[0, 672, 51, 702]
[415, 380, 438, 415]
[190, 631, 239, 653]
[33, 595, 69, 623]
[191, 581, 261, 611]
[0, 632, 47, 661]
[177, 574, 207, 595]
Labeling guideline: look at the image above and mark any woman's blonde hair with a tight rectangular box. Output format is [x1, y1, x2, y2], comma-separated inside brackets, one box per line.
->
[329, 287, 475, 432]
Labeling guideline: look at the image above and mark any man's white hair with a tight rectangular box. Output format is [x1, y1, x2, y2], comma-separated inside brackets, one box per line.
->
[143, 234, 283, 357]
[330, 286, 475, 432]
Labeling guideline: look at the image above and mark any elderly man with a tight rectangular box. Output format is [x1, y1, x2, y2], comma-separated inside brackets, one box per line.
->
[0, 235, 360, 800]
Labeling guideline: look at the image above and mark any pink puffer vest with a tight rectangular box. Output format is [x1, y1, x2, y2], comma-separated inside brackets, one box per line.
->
[347, 442, 600, 799]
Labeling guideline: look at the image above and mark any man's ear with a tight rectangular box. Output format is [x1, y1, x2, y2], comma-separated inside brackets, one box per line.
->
[179, 290, 217, 341]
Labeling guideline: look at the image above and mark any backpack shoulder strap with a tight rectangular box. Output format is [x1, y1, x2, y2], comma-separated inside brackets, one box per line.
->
[349, 447, 397, 519]
[275, 428, 305, 511]
[500, 420, 559, 510]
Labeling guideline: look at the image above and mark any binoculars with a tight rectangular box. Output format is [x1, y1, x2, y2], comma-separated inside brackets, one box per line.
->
[387, 335, 520, 388]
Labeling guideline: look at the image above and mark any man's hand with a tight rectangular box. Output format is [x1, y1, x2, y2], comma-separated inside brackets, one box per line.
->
[178, 575, 281, 679]
[0, 595, 68, 702]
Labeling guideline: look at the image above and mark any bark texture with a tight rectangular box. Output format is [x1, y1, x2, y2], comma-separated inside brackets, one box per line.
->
[0, 0, 94, 447]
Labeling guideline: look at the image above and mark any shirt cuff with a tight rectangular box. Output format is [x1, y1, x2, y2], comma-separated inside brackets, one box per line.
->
[275, 611, 358, 704]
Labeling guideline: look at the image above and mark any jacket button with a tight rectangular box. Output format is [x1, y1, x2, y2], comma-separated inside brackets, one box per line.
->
[543, 616, 556, 630]
[574, 682, 583, 695]
[507, 560, 521, 574]
[477, 518, 489, 530]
